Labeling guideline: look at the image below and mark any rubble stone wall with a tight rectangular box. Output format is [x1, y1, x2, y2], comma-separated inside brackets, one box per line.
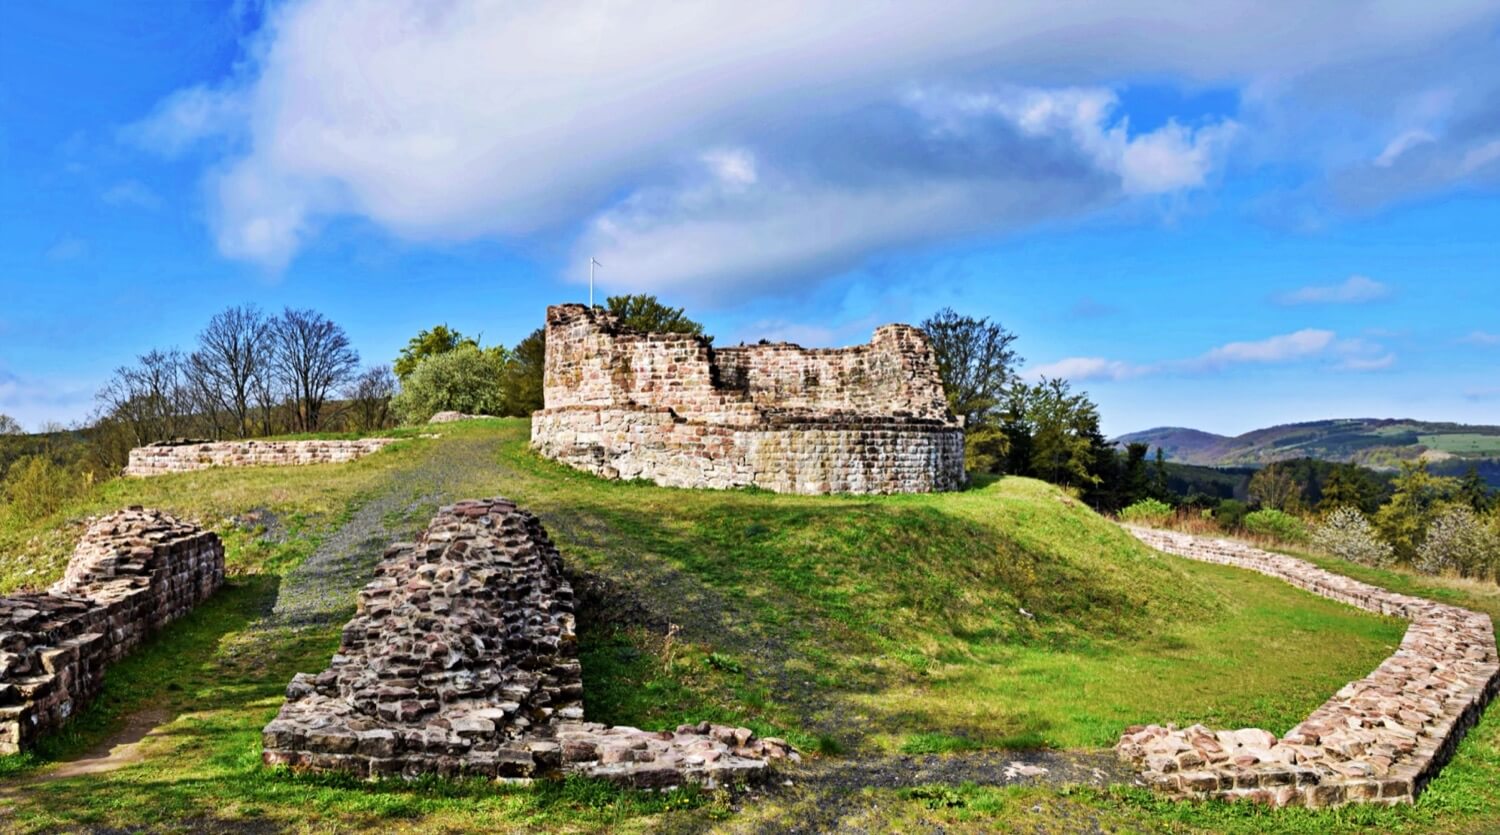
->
[263, 498, 794, 787]
[125, 438, 397, 477]
[1118, 526, 1500, 808]
[0, 508, 224, 753]
[531, 304, 964, 494]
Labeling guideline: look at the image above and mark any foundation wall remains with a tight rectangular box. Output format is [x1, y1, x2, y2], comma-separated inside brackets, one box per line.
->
[0, 508, 224, 753]
[263, 498, 795, 788]
[531, 304, 965, 494]
[1118, 526, 1499, 808]
[125, 438, 397, 477]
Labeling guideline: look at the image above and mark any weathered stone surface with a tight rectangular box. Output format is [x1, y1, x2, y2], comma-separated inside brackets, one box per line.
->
[0, 507, 224, 753]
[531, 304, 964, 495]
[124, 438, 396, 477]
[1118, 526, 1500, 808]
[263, 498, 796, 787]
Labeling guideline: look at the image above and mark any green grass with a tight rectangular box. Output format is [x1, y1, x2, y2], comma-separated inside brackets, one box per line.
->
[0, 418, 1487, 833]
[1420, 433, 1500, 457]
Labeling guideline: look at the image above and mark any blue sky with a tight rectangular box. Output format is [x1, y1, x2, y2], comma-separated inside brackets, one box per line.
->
[2, 1, 1498, 437]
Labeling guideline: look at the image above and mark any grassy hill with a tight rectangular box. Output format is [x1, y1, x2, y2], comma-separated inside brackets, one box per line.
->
[1118, 418, 1500, 484]
[0, 419, 1496, 832]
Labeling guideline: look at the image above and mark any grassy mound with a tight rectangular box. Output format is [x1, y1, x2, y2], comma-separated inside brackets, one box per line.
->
[0, 419, 1443, 833]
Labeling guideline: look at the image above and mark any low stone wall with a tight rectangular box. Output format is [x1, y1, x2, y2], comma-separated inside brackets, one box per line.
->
[124, 438, 397, 477]
[262, 498, 795, 787]
[0, 508, 224, 753]
[531, 407, 965, 495]
[1118, 526, 1500, 808]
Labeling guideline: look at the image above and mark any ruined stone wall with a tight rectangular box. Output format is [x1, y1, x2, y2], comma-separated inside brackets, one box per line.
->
[532, 304, 965, 494]
[263, 499, 795, 787]
[1118, 526, 1499, 808]
[0, 508, 224, 753]
[125, 438, 397, 477]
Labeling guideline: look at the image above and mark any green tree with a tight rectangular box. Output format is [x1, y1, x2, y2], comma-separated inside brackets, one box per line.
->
[1249, 463, 1303, 512]
[502, 328, 547, 415]
[605, 294, 707, 338]
[394, 324, 479, 381]
[1458, 465, 1493, 514]
[1121, 442, 1152, 506]
[1024, 378, 1101, 489]
[1151, 447, 1170, 501]
[1318, 464, 1384, 514]
[920, 308, 1020, 429]
[391, 345, 506, 424]
[1375, 461, 1458, 563]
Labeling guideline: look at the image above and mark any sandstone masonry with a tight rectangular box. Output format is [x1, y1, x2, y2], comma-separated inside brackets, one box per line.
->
[530, 304, 965, 494]
[0, 508, 224, 753]
[263, 498, 795, 787]
[125, 438, 397, 477]
[1118, 526, 1500, 808]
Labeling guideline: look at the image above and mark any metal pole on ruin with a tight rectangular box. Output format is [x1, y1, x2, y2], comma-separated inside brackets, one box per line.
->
[590, 257, 601, 309]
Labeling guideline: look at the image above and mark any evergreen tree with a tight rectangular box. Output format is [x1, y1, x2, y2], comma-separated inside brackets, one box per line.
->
[1151, 447, 1170, 501]
[1121, 442, 1151, 506]
[1458, 465, 1494, 514]
[1375, 461, 1459, 563]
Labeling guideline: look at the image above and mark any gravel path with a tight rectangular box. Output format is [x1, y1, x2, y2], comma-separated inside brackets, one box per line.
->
[263, 432, 504, 631]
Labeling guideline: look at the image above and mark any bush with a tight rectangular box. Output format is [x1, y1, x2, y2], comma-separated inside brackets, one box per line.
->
[2, 455, 82, 522]
[1312, 506, 1394, 567]
[1243, 508, 1308, 542]
[1416, 505, 1500, 579]
[391, 345, 506, 424]
[1214, 499, 1249, 530]
[1120, 498, 1173, 525]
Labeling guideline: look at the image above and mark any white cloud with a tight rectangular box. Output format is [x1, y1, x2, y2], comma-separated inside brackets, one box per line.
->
[1030, 328, 1383, 382]
[1462, 330, 1500, 346]
[1029, 357, 1147, 382]
[1197, 329, 1335, 366]
[1274, 275, 1390, 305]
[128, 0, 1500, 285]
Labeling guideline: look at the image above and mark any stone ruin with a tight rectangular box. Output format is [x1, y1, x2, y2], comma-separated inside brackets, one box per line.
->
[530, 304, 965, 494]
[262, 498, 796, 787]
[0, 507, 224, 753]
[124, 438, 397, 477]
[1118, 526, 1500, 808]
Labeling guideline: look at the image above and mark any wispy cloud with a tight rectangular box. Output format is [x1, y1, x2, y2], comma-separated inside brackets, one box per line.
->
[1029, 357, 1148, 382]
[102, 179, 162, 210]
[1273, 275, 1390, 306]
[1065, 297, 1121, 319]
[1461, 330, 1500, 346]
[1029, 328, 1395, 382]
[44, 237, 88, 262]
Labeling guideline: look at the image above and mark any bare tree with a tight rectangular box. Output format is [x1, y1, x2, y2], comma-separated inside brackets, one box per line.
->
[270, 308, 359, 432]
[190, 305, 272, 438]
[343, 365, 396, 431]
[96, 349, 191, 445]
[0, 414, 22, 435]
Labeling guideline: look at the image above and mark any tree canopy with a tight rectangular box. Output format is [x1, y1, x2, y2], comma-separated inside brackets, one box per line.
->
[395, 325, 479, 380]
[604, 294, 708, 339]
[919, 307, 1020, 427]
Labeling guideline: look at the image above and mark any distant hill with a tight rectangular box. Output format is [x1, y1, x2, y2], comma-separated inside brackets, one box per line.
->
[1116, 418, 1500, 486]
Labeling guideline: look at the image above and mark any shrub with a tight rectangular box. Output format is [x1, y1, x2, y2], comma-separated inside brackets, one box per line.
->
[2, 455, 82, 522]
[1416, 505, 1500, 579]
[391, 345, 506, 424]
[1120, 498, 1173, 525]
[1312, 506, 1394, 567]
[1243, 508, 1308, 542]
[1214, 499, 1249, 530]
